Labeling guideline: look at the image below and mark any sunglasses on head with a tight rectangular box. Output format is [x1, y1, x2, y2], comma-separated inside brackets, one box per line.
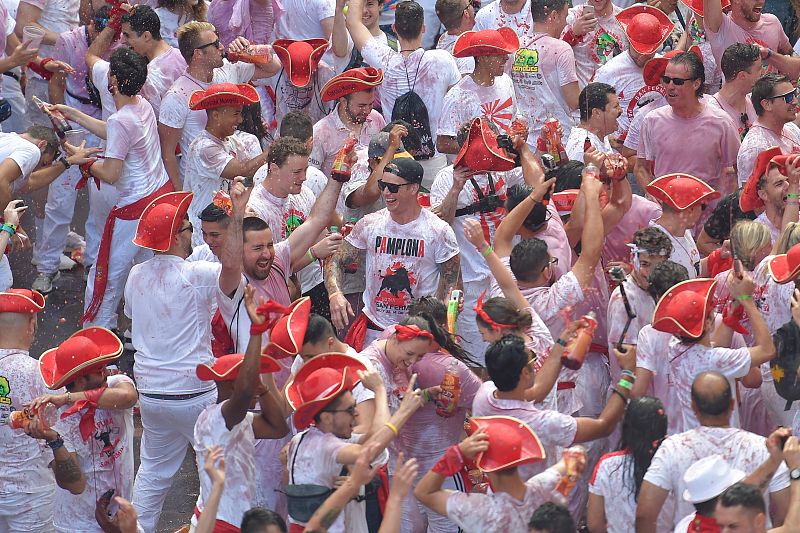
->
[660, 75, 696, 86]
[769, 88, 799, 104]
[377, 179, 414, 193]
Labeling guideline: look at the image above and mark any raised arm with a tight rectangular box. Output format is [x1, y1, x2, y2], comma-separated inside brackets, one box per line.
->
[726, 272, 776, 367]
[345, 0, 375, 52]
[86, 25, 117, 69]
[219, 177, 249, 297]
[331, 0, 349, 58]
[348, 125, 406, 208]
[493, 177, 555, 257]
[432, 166, 473, 223]
[15, 3, 58, 45]
[286, 178, 343, 265]
[220, 151, 270, 180]
[53, 104, 107, 139]
[702, 0, 723, 33]
[571, 172, 604, 292]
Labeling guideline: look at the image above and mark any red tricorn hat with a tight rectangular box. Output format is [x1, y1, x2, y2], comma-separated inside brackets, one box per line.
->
[652, 278, 717, 339]
[467, 416, 545, 473]
[0, 289, 45, 314]
[643, 45, 702, 86]
[133, 191, 193, 252]
[454, 117, 516, 172]
[196, 353, 281, 382]
[768, 242, 800, 284]
[189, 82, 259, 111]
[39, 327, 123, 389]
[273, 39, 329, 88]
[616, 5, 675, 55]
[453, 27, 519, 58]
[739, 147, 785, 212]
[552, 190, 579, 217]
[679, 0, 731, 17]
[262, 296, 312, 359]
[646, 174, 720, 211]
[320, 67, 384, 102]
[285, 352, 367, 429]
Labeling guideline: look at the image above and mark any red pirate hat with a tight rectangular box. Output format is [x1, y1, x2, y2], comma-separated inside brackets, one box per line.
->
[652, 278, 717, 338]
[552, 190, 579, 217]
[679, 0, 731, 17]
[272, 39, 329, 88]
[39, 327, 123, 389]
[739, 147, 784, 212]
[196, 353, 281, 382]
[188, 82, 260, 110]
[320, 67, 384, 102]
[468, 416, 545, 473]
[642, 45, 702, 86]
[133, 191, 193, 252]
[616, 5, 675, 55]
[768, 242, 800, 284]
[454, 118, 516, 172]
[262, 296, 312, 359]
[0, 289, 45, 314]
[646, 174, 720, 211]
[452, 27, 520, 58]
[285, 353, 366, 429]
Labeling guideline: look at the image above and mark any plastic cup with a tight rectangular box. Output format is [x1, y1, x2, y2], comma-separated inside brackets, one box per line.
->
[64, 129, 86, 146]
[22, 25, 46, 50]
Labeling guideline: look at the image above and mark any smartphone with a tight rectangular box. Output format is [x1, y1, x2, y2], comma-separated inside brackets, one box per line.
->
[583, 4, 595, 17]
[242, 176, 254, 188]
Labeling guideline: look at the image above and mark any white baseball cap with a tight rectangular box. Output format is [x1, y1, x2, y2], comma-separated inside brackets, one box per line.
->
[682, 455, 746, 504]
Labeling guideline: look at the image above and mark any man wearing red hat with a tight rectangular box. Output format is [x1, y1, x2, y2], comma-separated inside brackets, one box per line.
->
[436, 28, 518, 154]
[27, 327, 139, 533]
[512, 0, 579, 144]
[702, 0, 792, 77]
[646, 173, 721, 278]
[158, 21, 279, 186]
[183, 82, 270, 246]
[652, 276, 776, 434]
[0, 289, 57, 532]
[310, 67, 386, 177]
[706, 43, 760, 141]
[192, 286, 288, 532]
[740, 148, 800, 244]
[595, 4, 673, 141]
[122, 190, 223, 531]
[415, 416, 586, 533]
[638, 51, 740, 203]
[737, 74, 800, 189]
[564, 0, 628, 88]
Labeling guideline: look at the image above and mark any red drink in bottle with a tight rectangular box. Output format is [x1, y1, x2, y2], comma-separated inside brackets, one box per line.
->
[560, 312, 598, 370]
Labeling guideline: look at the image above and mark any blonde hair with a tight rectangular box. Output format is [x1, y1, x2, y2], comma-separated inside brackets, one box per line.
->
[775, 222, 800, 255]
[176, 21, 216, 62]
[731, 220, 771, 271]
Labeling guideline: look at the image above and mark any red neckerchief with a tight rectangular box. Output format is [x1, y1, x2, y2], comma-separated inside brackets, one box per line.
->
[689, 514, 721, 533]
[60, 386, 107, 442]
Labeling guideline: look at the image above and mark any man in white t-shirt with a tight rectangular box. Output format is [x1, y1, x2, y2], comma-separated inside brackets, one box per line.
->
[437, 28, 518, 155]
[434, 0, 476, 75]
[311, 67, 386, 177]
[158, 21, 279, 186]
[184, 83, 269, 246]
[274, 0, 335, 41]
[347, 0, 461, 187]
[123, 191, 219, 532]
[737, 74, 800, 188]
[564, 82, 621, 162]
[636, 372, 790, 532]
[473, 0, 532, 39]
[0, 289, 55, 533]
[645, 173, 720, 278]
[0, 126, 60, 209]
[651, 275, 776, 434]
[327, 157, 461, 349]
[27, 328, 139, 533]
[511, 0, 579, 145]
[564, 0, 628, 88]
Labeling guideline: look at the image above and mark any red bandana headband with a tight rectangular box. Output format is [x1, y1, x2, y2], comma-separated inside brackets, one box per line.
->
[394, 324, 435, 342]
[474, 291, 516, 332]
[250, 301, 294, 335]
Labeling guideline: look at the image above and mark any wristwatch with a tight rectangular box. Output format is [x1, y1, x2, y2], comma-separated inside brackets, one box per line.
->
[791, 468, 800, 481]
[58, 157, 71, 170]
[45, 434, 64, 451]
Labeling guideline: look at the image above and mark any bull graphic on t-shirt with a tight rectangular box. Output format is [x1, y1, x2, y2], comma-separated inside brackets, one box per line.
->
[376, 262, 417, 307]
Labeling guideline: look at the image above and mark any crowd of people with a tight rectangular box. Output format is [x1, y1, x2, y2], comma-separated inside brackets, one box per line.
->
[3, 0, 800, 531]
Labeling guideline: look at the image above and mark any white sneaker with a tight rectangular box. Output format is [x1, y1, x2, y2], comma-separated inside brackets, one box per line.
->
[32, 272, 61, 294]
[59, 254, 76, 271]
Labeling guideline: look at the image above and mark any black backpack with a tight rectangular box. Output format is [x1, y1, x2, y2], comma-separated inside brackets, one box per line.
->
[391, 51, 434, 161]
[771, 320, 800, 410]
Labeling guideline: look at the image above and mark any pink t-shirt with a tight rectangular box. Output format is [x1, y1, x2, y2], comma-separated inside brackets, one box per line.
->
[603, 195, 662, 265]
[639, 103, 740, 196]
[346, 208, 460, 329]
[707, 93, 757, 142]
[622, 96, 666, 152]
[208, 0, 274, 47]
[737, 122, 800, 187]
[705, 13, 791, 71]
[104, 97, 170, 207]
[52, 26, 99, 117]
[565, 4, 628, 87]
[139, 46, 187, 118]
[510, 32, 578, 142]
[437, 73, 517, 137]
[309, 106, 386, 177]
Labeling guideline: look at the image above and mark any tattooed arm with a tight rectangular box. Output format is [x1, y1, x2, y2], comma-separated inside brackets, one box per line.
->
[435, 254, 462, 302]
[325, 240, 360, 330]
[26, 417, 86, 494]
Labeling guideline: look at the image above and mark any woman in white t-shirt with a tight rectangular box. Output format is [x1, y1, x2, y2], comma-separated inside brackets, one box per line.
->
[588, 396, 673, 533]
[155, 0, 207, 47]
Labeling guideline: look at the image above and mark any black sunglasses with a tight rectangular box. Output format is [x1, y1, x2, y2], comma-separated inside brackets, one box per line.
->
[769, 88, 799, 104]
[377, 179, 414, 193]
[178, 222, 193, 234]
[196, 38, 220, 51]
[661, 75, 696, 86]
[324, 405, 357, 416]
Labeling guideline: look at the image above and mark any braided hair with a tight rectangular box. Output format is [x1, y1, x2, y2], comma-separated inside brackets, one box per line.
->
[615, 396, 668, 500]
[406, 296, 479, 367]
